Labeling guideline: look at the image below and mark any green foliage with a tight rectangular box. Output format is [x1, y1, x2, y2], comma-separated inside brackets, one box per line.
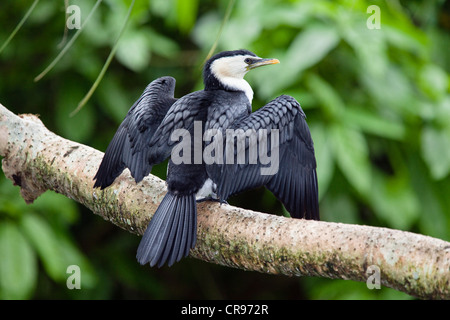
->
[0, 220, 36, 299]
[0, 177, 97, 299]
[0, 0, 449, 299]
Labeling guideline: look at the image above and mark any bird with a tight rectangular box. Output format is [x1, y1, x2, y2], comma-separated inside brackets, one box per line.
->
[93, 49, 319, 268]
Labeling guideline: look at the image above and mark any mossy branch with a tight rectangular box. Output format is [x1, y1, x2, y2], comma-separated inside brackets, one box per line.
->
[0, 103, 449, 299]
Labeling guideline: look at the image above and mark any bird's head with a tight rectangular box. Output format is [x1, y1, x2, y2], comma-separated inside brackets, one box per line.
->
[203, 50, 279, 102]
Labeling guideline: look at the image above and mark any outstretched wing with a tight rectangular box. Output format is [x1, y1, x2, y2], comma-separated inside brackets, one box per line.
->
[143, 90, 213, 165]
[207, 95, 319, 220]
[93, 76, 177, 189]
[264, 97, 319, 220]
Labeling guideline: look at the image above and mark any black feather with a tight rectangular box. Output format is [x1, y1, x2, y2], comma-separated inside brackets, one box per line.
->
[136, 191, 197, 267]
[206, 94, 319, 220]
[94, 76, 177, 188]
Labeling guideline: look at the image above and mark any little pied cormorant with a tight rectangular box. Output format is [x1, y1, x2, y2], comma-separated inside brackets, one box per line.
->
[94, 49, 319, 268]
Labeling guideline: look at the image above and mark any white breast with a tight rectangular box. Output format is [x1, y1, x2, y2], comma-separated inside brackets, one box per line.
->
[219, 77, 253, 103]
[195, 178, 218, 200]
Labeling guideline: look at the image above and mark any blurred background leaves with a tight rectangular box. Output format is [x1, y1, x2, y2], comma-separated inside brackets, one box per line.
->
[0, 0, 449, 299]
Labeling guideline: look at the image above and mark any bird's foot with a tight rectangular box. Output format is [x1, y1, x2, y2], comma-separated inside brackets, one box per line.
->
[196, 196, 228, 205]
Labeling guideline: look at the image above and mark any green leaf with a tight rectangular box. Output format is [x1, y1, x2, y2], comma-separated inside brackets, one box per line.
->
[339, 12, 388, 80]
[57, 236, 98, 290]
[266, 25, 340, 95]
[331, 124, 371, 195]
[30, 191, 79, 226]
[220, 1, 261, 49]
[305, 277, 411, 300]
[383, 24, 427, 58]
[147, 29, 179, 58]
[56, 80, 95, 142]
[115, 29, 151, 72]
[309, 123, 334, 200]
[72, 0, 136, 116]
[34, 0, 103, 82]
[408, 155, 449, 240]
[418, 64, 449, 101]
[305, 73, 345, 120]
[371, 171, 420, 230]
[287, 24, 340, 75]
[259, 1, 315, 29]
[20, 213, 67, 282]
[343, 107, 406, 140]
[320, 192, 358, 224]
[0, 221, 37, 299]
[97, 76, 132, 124]
[362, 66, 419, 117]
[176, 0, 199, 33]
[421, 125, 450, 180]
[0, 0, 39, 55]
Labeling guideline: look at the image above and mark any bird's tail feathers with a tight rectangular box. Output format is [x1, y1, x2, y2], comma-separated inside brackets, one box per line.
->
[136, 192, 197, 267]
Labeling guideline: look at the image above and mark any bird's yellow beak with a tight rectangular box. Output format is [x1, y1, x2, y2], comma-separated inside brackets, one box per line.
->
[247, 58, 280, 70]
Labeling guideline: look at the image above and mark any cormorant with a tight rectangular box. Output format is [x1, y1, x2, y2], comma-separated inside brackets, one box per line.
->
[94, 49, 319, 268]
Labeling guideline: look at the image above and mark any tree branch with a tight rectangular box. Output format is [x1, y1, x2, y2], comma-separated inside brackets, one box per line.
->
[1, 103, 449, 299]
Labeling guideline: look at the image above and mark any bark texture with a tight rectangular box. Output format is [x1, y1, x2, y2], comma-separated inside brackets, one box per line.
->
[1, 103, 449, 299]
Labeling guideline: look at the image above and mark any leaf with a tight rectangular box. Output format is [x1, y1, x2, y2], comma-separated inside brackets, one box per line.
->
[115, 29, 151, 72]
[266, 24, 340, 95]
[320, 192, 358, 224]
[34, 0, 103, 82]
[97, 76, 132, 124]
[30, 191, 79, 226]
[305, 73, 345, 120]
[370, 171, 420, 230]
[343, 107, 406, 140]
[259, 1, 315, 29]
[361, 65, 419, 117]
[408, 155, 449, 240]
[418, 64, 449, 101]
[20, 213, 67, 282]
[286, 24, 340, 75]
[421, 125, 450, 180]
[0, 222, 37, 299]
[203, 0, 235, 63]
[383, 24, 427, 58]
[331, 124, 371, 195]
[339, 13, 388, 80]
[57, 236, 98, 290]
[72, 0, 136, 116]
[0, 0, 39, 54]
[309, 123, 334, 200]
[147, 29, 179, 58]
[176, 0, 199, 33]
[305, 277, 411, 300]
[56, 79, 95, 142]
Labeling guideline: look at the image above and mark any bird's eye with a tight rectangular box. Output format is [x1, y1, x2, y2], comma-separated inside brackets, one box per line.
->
[244, 58, 252, 64]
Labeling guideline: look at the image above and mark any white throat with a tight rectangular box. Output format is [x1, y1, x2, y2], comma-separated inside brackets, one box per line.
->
[219, 77, 254, 103]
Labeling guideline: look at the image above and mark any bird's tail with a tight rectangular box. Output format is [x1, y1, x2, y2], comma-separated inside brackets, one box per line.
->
[136, 192, 197, 267]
